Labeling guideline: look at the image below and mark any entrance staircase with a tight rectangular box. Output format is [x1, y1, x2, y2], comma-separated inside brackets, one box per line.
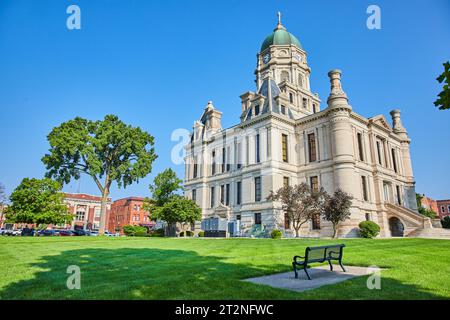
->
[385, 203, 450, 239]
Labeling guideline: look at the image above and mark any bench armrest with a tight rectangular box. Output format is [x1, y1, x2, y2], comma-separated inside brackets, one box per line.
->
[328, 251, 341, 259]
[293, 255, 305, 263]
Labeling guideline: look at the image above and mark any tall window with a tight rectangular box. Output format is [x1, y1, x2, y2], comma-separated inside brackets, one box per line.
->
[226, 146, 231, 172]
[361, 176, 368, 201]
[281, 105, 286, 115]
[357, 133, 364, 161]
[75, 209, 85, 221]
[222, 148, 226, 173]
[312, 214, 321, 230]
[254, 105, 260, 116]
[302, 98, 307, 109]
[193, 157, 198, 179]
[225, 184, 230, 206]
[220, 185, 225, 204]
[310, 176, 319, 191]
[256, 134, 261, 163]
[289, 93, 294, 103]
[254, 213, 262, 225]
[210, 187, 215, 208]
[94, 207, 101, 218]
[365, 213, 371, 221]
[396, 185, 402, 205]
[376, 140, 382, 165]
[282, 134, 288, 162]
[283, 177, 290, 188]
[237, 143, 242, 169]
[391, 148, 398, 173]
[192, 189, 197, 202]
[255, 177, 262, 202]
[211, 150, 216, 175]
[236, 181, 242, 205]
[284, 213, 290, 229]
[312, 103, 317, 114]
[308, 133, 317, 162]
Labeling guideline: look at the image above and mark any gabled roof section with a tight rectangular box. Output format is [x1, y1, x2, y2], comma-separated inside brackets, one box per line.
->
[369, 115, 392, 131]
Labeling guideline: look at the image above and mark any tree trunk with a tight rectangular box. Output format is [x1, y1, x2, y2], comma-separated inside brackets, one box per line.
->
[294, 227, 300, 238]
[98, 190, 110, 235]
[332, 224, 338, 238]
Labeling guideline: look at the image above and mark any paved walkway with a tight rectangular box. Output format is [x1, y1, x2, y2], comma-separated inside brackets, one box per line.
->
[243, 265, 373, 293]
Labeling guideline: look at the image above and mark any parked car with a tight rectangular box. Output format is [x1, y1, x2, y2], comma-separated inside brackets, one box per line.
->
[59, 230, 75, 236]
[38, 229, 56, 237]
[104, 231, 119, 237]
[88, 231, 99, 236]
[0, 228, 6, 235]
[72, 229, 89, 236]
[4, 229, 21, 236]
[21, 228, 36, 236]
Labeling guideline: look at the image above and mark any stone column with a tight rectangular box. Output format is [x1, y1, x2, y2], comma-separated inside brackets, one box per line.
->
[327, 70, 360, 237]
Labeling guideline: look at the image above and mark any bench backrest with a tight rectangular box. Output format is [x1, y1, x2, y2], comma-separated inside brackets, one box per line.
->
[305, 244, 345, 263]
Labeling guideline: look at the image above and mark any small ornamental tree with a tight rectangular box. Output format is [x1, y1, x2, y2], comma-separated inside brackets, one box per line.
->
[322, 189, 353, 238]
[42, 115, 157, 234]
[434, 61, 450, 110]
[152, 196, 201, 236]
[267, 183, 327, 238]
[5, 178, 72, 226]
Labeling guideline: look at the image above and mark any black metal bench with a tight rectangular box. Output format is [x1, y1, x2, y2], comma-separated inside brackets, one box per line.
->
[292, 244, 346, 280]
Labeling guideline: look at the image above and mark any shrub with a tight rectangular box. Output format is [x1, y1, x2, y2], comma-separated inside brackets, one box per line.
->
[359, 221, 380, 238]
[122, 225, 147, 237]
[150, 228, 165, 237]
[198, 231, 205, 237]
[442, 216, 450, 229]
[270, 229, 282, 239]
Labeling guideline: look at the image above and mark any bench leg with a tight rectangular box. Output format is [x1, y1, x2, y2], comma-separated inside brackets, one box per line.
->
[339, 260, 346, 272]
[303, 265, 312, 280]
[328, 260, 333, 271]
[292, 262, 298, 279]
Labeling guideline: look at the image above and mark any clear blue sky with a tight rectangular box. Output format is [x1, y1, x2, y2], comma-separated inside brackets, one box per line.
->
[0, 0, 449, 200]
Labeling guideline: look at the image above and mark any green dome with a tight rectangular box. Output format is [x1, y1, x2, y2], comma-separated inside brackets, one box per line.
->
[261, 28, 302, 52]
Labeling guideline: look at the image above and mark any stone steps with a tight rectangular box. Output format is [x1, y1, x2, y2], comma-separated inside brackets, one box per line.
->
[407, 228, 450, 239]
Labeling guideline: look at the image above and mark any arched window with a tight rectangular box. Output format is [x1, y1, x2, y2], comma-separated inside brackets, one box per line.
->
[281, 71, 290, 83]
[298, 74, 303, 87]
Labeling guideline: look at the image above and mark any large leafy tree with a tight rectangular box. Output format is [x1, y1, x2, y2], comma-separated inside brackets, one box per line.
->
[267, 183, 327, 237]
[5, 178, 72, 226]
[434, 61, 450, 110]
[152, 195, 201, 234]
[42, 115, 157, 234]
[322, 189, 353, 238]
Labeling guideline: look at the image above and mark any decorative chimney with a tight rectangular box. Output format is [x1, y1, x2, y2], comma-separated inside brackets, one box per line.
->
[389, 109, 407, 134]
[327, 69, 351, 110]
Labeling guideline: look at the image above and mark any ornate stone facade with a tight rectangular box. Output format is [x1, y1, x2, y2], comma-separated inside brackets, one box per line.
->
[184, 16, 442, 238]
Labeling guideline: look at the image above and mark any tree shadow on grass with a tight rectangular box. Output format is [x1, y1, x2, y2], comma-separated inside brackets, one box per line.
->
[0, 247, 445, 300]
[0, 247, 297, 300]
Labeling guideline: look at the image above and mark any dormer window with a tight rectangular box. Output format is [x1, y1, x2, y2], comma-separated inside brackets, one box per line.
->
[254, 105, 260, 116]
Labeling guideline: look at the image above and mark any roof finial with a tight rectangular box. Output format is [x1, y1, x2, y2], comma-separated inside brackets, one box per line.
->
[276, 11, 284, 30]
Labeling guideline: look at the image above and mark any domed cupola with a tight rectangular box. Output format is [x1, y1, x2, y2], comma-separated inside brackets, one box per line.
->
[260, 12, 302, 52]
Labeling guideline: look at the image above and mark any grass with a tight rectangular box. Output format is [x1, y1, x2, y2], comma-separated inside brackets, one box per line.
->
[0, 237, 449, 300]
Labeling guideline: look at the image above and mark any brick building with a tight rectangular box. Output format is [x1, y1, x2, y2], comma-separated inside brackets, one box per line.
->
[64, 193, 112, 231]
[437, 200, 450, 219]
[109, 197, 153, 234]
[420, 195, 439, 215]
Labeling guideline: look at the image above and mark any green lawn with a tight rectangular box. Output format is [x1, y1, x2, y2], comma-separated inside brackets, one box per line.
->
[0, 237, 449, 300]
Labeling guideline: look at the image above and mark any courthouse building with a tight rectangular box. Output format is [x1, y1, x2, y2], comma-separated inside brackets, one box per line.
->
[184, 15, 446, 238]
